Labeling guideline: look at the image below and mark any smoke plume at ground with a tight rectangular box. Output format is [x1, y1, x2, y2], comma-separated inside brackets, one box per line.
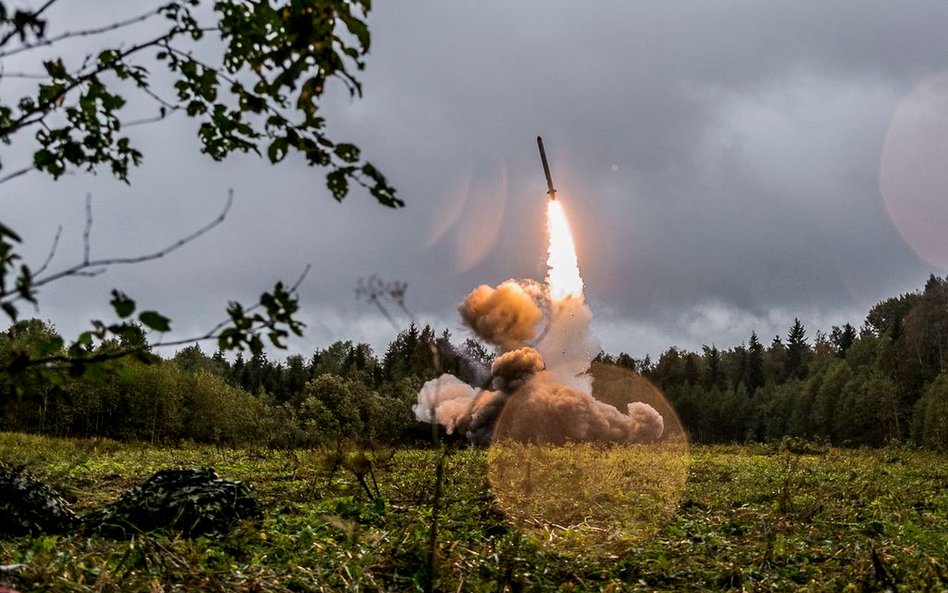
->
[495, 372, 664, 444]
[415, 279, 664, 445]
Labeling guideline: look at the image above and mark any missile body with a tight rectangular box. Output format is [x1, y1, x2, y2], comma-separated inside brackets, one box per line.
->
[537, 136, 557, 200]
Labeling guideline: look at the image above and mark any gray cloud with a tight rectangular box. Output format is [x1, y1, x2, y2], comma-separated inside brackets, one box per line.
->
[5, 0, 948, 359]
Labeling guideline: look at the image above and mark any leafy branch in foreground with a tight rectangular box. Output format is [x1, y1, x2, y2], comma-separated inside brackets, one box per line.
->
[0, 191, 309, 378]
[0, 0, 402, 377]
[0, 192, 233, 321]
[0, 1, 402, 205]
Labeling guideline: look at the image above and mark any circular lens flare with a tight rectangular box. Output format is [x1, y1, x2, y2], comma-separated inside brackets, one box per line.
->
[880, 72, 948, 269]
[487, 363, 689, 557]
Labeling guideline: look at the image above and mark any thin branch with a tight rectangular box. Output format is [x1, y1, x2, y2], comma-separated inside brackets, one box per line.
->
[140, 85, 179, 111]
[123, 112, 171, 128]
[151, 263, 312, 350]
[121, 76, 183, 128]
[1, 29, 185, 138]
[0, 71, 49, 79]
[0, 166, 33, 185]
[0, 7, 162, 59]
[356, 274, 413, 329]
[0, 191, 234, 307]
[1, 263, 313, 373]
[33, 225, 62, 277]
[33, 0, 60, 19]
[0, 0, 61, 48]
[82, 193, 92, 264]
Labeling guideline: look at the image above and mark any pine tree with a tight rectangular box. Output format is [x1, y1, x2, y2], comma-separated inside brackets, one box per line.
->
[703, 344, 724, 390]
[785, 318, 809, 380]
[830, 323, 857, 358]
[747, 332, 765, 395]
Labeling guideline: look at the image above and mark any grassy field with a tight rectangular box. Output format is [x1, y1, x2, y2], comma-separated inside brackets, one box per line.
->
[1, 432, 947, 592]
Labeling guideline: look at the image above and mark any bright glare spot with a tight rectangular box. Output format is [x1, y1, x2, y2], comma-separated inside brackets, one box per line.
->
[546, 199, 584, 300]
[488, 363, 689, 557]
[880, 72, 948, 269]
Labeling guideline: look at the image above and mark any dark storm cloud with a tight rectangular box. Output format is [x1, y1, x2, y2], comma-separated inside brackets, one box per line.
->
[5, 0, 948, 358]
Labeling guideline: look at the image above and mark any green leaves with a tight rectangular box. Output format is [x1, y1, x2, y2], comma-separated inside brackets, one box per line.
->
[0, 0, 403, 385]
[139, 311, 171, 333]
[108, 290, 172, 334]
[110, 290, 136, 318]
[267, 137, 289, 163]
[0, 221, 35, 321]
[42, 59, 68, 79]
[218, 281, 305, 356]
[1, 0, 400, 205]
[326, 167, 352, 201]
[334, 143, 360, 163]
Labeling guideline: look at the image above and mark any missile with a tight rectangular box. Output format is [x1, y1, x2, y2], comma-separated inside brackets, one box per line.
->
[537, 136, 557, 200]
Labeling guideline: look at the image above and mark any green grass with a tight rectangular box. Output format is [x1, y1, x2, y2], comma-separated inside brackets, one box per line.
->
[1, 432, 947, 592]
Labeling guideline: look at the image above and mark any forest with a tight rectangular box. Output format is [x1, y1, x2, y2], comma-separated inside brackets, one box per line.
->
[2, 274, 947, 451]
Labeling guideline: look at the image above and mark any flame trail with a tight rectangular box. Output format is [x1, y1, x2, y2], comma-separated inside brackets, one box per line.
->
[415, 159, 662, 445]
[546, 199, 584, 300]
[538, 197, 596, 392]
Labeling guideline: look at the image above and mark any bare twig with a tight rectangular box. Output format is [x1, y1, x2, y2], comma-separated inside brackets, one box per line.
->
[150, 262, 312, 350]
[0, 166, 34, 185]
[82, 193, 92, 264]
[33, 225, 62, 277]
[32, 0, 60, 20]
[140, 85, 180, 111]
[112, 87, 182, 128]
[0, 190, 234, 315]
[29, 191, 234, 293]
[0, 7, 162, 59]
[0, 71, 49, 79]
[356, 274, 413, 329]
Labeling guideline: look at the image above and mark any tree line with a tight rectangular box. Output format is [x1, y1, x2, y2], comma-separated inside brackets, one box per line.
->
[2, 275, 947, 450]
[0, 321, 492, 447]
[613, 274, 948, 449]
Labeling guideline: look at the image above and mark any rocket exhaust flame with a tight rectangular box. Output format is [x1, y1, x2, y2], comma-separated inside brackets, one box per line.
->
[546, 199, 584, 301]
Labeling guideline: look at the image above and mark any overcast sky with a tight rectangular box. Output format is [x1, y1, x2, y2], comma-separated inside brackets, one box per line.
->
[4, 1, 948, 360]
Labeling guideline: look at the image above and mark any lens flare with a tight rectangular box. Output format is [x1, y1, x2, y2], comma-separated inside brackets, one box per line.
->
[880, 72, 948, 269]
[488, 363, 689, 556]
[546, 199, 584, 300]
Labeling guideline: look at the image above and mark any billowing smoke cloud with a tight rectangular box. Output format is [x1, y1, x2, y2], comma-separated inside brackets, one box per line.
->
[457, 280, 544, 350]
[415, 278, 665, 446]
[497, 372, 665, 445]
[490, 347, 544, 391]
[413, 374, 479, 435]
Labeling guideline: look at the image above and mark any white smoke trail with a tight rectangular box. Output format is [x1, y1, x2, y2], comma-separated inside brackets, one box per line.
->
[413, 195, 662, 445]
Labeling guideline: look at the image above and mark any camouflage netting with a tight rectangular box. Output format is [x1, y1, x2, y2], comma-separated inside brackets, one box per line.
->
[0, 467, 259, 539]
[0, 470, 78, 536]
[82, 468, 261, 538]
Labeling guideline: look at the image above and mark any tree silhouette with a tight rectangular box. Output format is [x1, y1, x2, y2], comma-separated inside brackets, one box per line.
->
[746, 332, 765, 395]
[785, 318, 809, 380]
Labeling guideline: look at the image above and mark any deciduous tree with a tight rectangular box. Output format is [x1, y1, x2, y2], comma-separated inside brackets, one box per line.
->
[0, 0, 400, 378]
